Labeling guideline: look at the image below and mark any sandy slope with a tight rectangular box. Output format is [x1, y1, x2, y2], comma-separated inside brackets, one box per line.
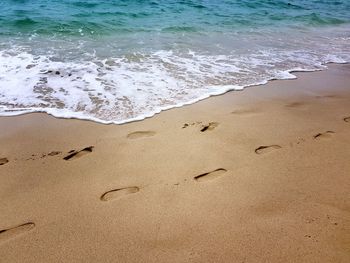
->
[0, 64, 349, 262]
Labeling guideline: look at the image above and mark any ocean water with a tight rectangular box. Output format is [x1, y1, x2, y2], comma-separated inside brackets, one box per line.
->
[0, 0, 349, 123]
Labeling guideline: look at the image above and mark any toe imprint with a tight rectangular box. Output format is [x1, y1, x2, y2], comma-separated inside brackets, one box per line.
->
[63, 146, 94, 161]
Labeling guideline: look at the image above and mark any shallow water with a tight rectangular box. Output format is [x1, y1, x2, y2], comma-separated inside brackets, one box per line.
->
[0, 0, 349, 123]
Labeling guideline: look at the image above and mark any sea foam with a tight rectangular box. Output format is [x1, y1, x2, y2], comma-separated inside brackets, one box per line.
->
[0, 38, 348, 124]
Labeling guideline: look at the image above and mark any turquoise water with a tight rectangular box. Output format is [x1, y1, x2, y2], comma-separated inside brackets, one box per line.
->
[0, 0, 349, 123]
[1, 0, 349, 36]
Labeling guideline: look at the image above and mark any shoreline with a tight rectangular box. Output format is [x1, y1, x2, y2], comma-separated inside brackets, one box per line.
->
[0, 62, 348, 125]
[0, 63, 350, 262]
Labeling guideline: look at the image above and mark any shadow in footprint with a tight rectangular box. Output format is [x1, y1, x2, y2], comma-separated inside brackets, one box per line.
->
[182, 122, 202, 129]
[63, 146, 94, 161]
[101, 187, 140, 201]
[285, 102, 307, 108]
[0, 158, 8, 166]
[194, 168, 227, 182]
[201, 122, 219, 132]
[0, 222, 35, 242]
[313, 131, 335, 140]
[127, 131, 156, 139]
[48, 151, 61, 157]
[344, 117, 350, 123]
[255, 145, 281, 154]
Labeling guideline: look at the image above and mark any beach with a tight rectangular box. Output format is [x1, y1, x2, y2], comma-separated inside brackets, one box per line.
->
[0, 63, 349, 262]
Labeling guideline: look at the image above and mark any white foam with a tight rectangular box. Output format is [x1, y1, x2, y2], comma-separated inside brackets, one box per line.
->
[0, 31, 349, 124]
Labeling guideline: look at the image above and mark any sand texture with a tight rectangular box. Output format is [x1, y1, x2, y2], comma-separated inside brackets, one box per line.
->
[0, 64, 350, 262]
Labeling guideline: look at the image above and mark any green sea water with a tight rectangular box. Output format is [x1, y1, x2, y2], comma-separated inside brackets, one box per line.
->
[1, 0, 349, 36]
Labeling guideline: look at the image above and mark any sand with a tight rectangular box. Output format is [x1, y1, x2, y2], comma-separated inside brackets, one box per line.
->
[0, 64, 350, 262]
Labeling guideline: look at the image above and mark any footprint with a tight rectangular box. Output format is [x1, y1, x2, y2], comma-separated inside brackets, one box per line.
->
[127, 131, 156, 139]
[194, 168, 227, 182]
[182, 122, 202, 129]
[100, 187, 140, 201]
[0, 158, 8, 166]
[344, 117, 350, 123]
[0, 222, 35, 242]
[285, 102, 306, 108]
[63, 146, 94, 161]
[313, 131, 335, 140]
[201, 122, 219, 132]
[48, 151, 61, 156]
[231, 108, 259, 115]
[255, 145, 282, 154]
[316, 94, 339, 99]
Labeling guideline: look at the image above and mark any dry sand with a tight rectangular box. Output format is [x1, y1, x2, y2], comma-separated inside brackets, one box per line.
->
[0, 64, 350, 262]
